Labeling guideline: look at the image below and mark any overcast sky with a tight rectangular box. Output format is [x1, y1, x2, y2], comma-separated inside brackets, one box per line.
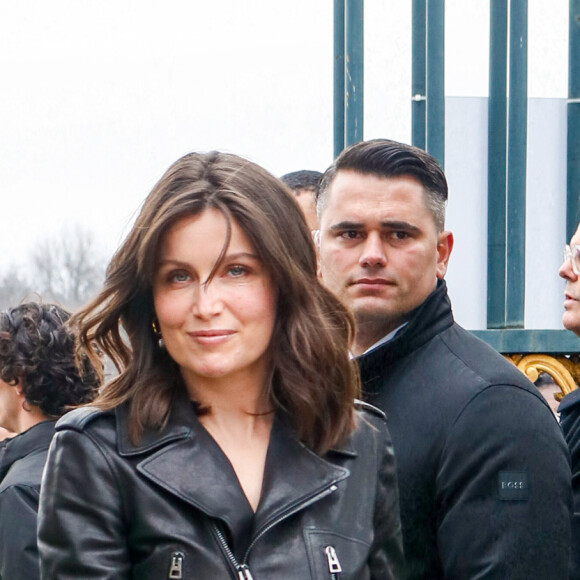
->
[0, 0, 569, 273]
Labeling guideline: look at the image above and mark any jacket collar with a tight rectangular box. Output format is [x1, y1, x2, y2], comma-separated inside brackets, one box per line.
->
[116, 392, 193, 457]
[115, 393, 351, 544]
[0, 420, 56, 482]
[357, 279, 454, 374]
[254, 417, 350, 533]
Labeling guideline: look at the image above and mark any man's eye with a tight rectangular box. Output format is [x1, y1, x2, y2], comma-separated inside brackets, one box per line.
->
[392, 231, 409, 240]
[340, 231, 362, 240]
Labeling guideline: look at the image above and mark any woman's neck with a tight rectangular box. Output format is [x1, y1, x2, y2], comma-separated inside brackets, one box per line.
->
[183, 367, 273, 416]
[198, 395, 274, 513]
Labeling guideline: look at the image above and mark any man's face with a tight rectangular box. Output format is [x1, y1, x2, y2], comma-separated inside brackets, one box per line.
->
[317, 170, 453, 338]
[559, 223, 580, 335]
[293, 188, 319, 232]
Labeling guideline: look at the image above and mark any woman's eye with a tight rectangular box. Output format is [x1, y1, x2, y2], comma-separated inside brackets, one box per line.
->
[169, 271, 189, 283]
[228, 265, 247, 277]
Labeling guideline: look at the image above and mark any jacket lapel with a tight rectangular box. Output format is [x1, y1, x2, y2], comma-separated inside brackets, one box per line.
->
[116, 398, 254, 541]
[115, 400, 353, 543]
[254, 417, 352, 533]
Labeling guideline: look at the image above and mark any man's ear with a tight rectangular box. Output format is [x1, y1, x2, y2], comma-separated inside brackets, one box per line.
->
[436, 231, 454, 279]
[312, 229, 320, 248]
[13, 380, 25, 399]
[312, 230, 323, 278]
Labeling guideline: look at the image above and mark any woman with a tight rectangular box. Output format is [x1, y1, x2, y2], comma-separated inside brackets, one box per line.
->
[38, 152, 404, 579]
[0, 302, 99, 580]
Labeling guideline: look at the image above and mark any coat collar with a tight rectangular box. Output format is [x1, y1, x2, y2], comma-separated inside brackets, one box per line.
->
[357, 279, 454, 374]
[0, 420, 56, 482]
[114, 393, 351, 547]
[254, 417, 350, 533]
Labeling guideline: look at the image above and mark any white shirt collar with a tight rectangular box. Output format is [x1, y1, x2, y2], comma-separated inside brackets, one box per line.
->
[360, 322, 409, 356]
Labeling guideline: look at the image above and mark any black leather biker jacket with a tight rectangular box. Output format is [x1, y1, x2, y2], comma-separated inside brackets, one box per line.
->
[38, 397, 404, 579]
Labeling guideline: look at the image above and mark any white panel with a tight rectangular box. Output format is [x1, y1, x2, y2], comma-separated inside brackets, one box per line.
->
[525, 98, 567, 329]
[443, 96, 567, 331]
[444, 97, 489, 329]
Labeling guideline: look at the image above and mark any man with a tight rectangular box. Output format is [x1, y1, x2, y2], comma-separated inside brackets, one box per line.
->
[0, 302, 100, 580]
[281, 169, 322, 231]
[315, 138, 571, 579]
[558, 224, 580, 579]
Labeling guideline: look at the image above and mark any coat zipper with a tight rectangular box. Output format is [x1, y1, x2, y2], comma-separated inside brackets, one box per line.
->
[243, 483, 339, 562]
[168, 551, 184, 579]
[213, 524, 255, 579]
[212, 482, 339, 579]
[324, 545, 342, 579]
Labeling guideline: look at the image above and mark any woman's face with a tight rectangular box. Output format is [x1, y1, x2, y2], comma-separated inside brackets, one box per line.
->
[152, 209, 277, 394]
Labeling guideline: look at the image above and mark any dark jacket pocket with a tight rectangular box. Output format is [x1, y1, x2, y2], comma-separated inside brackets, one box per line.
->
[304, 529, 371, 580]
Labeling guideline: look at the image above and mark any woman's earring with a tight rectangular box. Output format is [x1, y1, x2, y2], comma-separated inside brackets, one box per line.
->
[151, 319, 165, 349]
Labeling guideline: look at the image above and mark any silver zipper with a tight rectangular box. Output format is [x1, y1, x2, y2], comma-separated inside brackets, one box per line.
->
[236, 564, 254, 580]
[242, 483, 339, 563]
[213, 483, 339, 579]
[168, 551, 184, 579]
[325, 545, 342, 577]
[213, 523, 255, 580]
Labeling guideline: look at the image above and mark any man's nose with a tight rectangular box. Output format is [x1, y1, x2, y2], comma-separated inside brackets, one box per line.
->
[559, 257, 576, 281]
[359, 233, 387, 268]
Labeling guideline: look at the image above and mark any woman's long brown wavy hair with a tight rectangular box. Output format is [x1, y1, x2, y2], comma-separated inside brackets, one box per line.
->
[72, 151, 360, 453]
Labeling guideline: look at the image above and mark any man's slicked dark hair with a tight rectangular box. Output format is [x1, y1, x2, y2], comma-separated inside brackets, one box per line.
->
[316, 139, 448, 231]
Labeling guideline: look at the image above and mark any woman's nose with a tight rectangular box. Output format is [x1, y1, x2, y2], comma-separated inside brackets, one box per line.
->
[192, 283, 224, 319]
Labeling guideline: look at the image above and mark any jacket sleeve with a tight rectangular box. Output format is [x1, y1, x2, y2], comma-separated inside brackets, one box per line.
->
[368, 420, 406, 580]
[0, 485, 42, 580]
[436, 384, 572, 579]
[38, 428, 131, 580]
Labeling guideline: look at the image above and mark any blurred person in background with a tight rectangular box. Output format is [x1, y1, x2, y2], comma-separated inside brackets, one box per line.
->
[281, 169, 322, 231]
[557, 224, 580, 579]
[0, 427, 14, 441]
[0, 302, 100, 580]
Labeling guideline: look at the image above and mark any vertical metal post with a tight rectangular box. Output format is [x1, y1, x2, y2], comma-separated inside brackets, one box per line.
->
[334, 0, 346, 158]
[344, 0, 364, 147]
[505, 0, 528, 327]
[487, 0, 508, 328]
[568, 0, 580, 241]
[426, 0, 445, 168]
[412, 0, 427, 149]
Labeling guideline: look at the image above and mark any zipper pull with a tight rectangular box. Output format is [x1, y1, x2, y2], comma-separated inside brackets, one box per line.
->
[168, 551, 184, 579]
[237, 563, 254, 579]
[325, 545, 342, 574]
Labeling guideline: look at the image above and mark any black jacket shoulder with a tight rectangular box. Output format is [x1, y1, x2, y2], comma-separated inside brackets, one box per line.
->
[354, 399, 386, 421]
[559, 388, 580, 414]
[55, 406, 112, 433]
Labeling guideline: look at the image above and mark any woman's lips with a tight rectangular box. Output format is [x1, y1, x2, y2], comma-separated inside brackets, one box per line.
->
[187, 330, 236, 344]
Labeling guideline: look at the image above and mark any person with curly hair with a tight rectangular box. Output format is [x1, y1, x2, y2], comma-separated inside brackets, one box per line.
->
[0, 302, 100, 580]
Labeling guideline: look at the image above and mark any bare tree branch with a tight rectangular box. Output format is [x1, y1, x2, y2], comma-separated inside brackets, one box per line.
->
[2, 225, 107, 310]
